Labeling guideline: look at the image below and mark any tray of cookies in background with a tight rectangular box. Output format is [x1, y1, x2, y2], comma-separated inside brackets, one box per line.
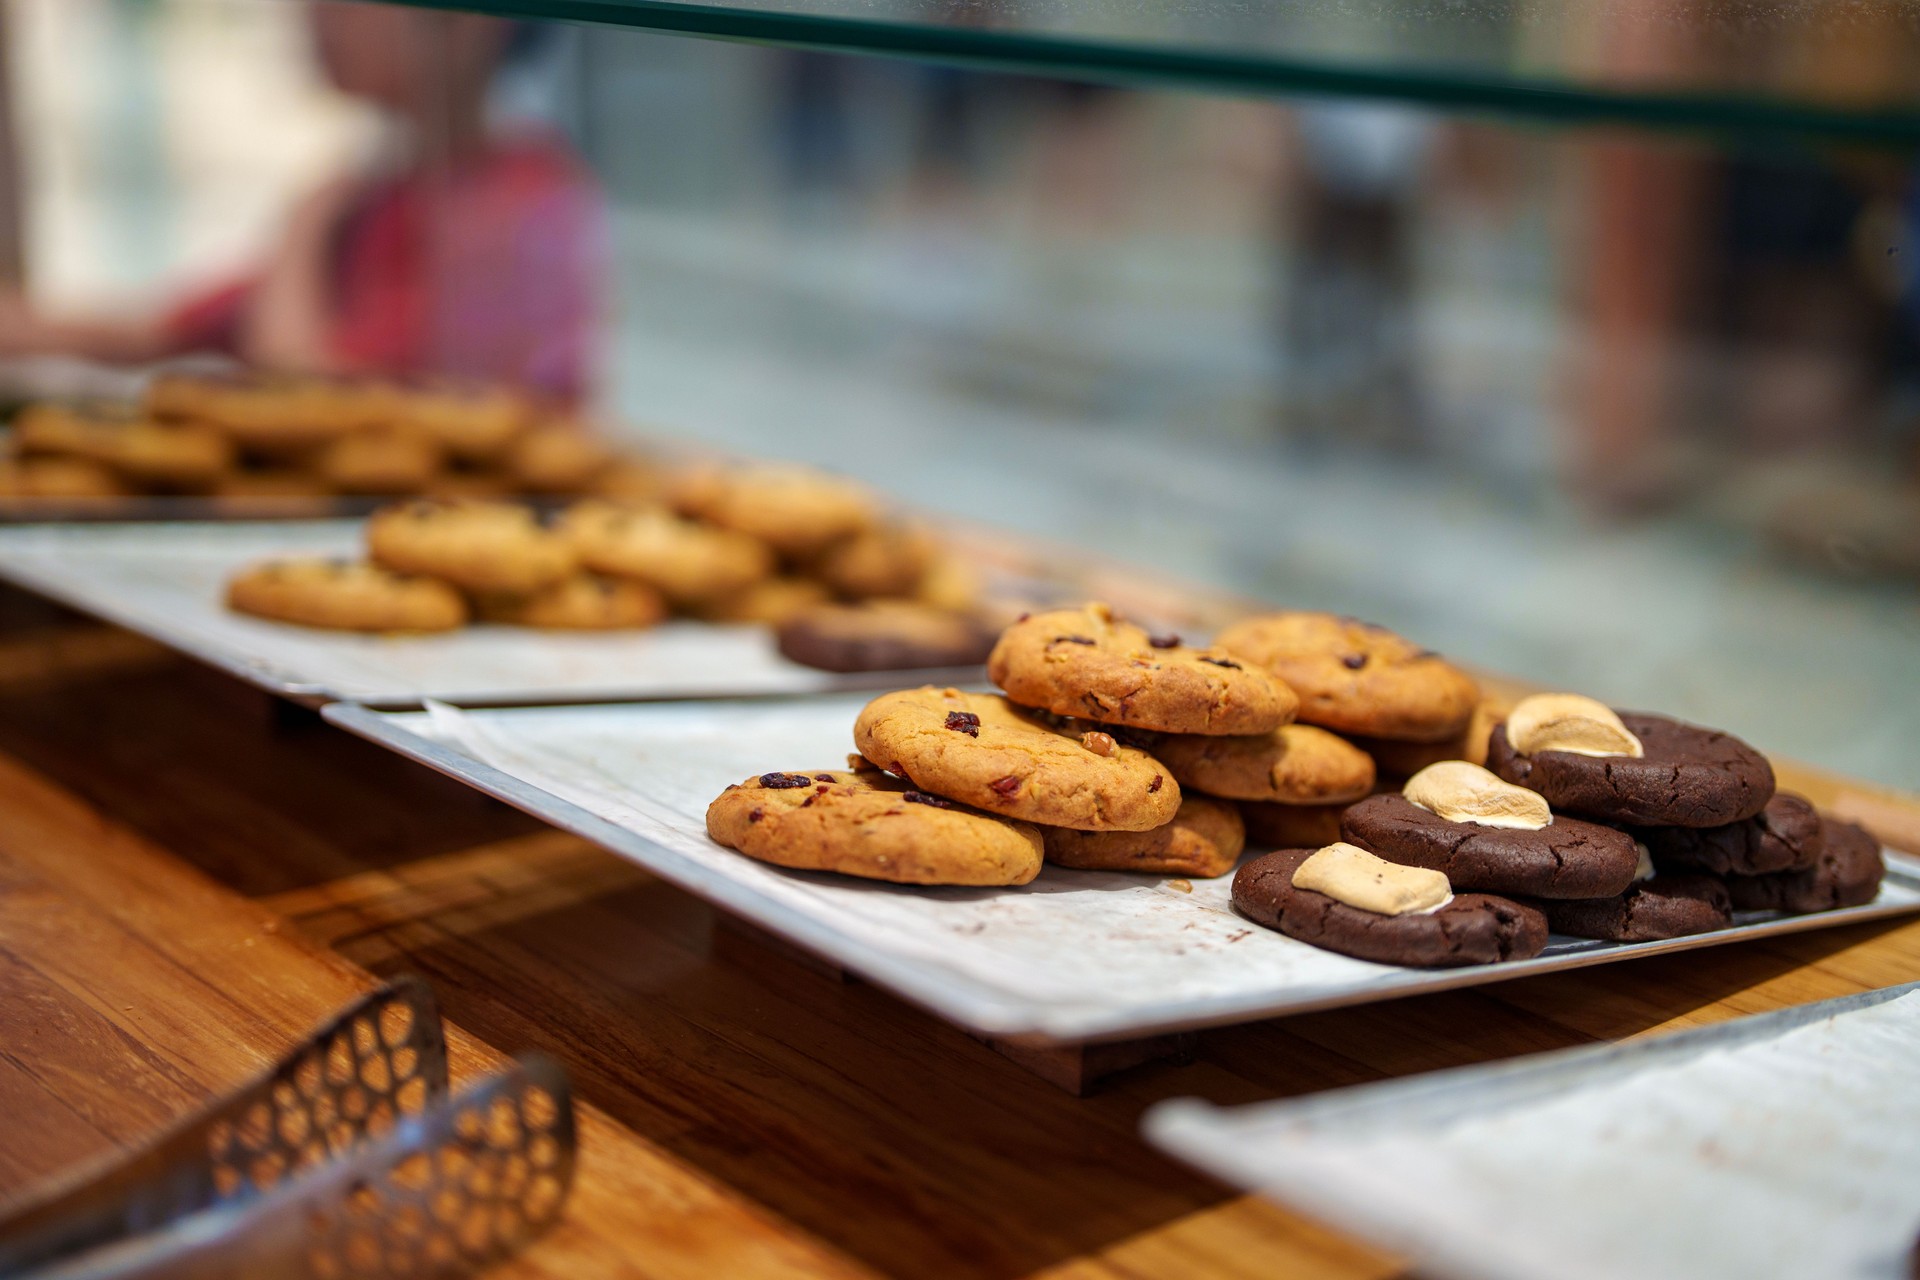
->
[320, 604, 1920, 1043]
[0, 371, 661, 518]
[0, 378, 1225, 705]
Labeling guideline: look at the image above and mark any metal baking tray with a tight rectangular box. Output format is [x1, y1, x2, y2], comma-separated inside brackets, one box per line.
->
[1146, 981, 1920, 1280]
[0, 519, 984, 707]
[320, 694, 1920, 1044]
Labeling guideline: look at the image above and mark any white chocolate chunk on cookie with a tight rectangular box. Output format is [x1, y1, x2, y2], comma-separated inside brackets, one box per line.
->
[1291, 841, 1452, 916]
[1506, 693, 1644, 758]
[1403, 761, 1552, 830]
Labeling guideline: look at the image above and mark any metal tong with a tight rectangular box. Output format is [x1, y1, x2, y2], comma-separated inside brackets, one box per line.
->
[0, 975, 576, 1279]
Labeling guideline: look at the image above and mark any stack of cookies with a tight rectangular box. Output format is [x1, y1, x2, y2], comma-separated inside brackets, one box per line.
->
[225, 470, 993, 652]
[1235, 692, 1885, 969]
[707, 602, 1303, 886]
[2, 374, 649, 502]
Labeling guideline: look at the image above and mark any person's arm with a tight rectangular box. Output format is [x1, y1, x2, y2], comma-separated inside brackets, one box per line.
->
[0, 290, 179, 364]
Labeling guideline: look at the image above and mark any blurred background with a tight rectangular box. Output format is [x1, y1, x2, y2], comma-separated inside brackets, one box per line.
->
[3, 0, 1917, 785]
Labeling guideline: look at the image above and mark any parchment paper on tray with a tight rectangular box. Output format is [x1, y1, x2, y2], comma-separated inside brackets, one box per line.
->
[0, 520, 977, 706]
[321, 695, 1920, 1043]
[1147, 982, 1920, 1280]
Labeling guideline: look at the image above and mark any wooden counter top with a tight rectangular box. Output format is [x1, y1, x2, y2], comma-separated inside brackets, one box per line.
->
[1, 595, 1916, 1279]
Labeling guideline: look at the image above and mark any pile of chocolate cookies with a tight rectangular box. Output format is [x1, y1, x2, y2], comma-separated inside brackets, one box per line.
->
[1235, 692, 1886, 969]
[225, 469, 992, 652]
[2, 375, 649, 501]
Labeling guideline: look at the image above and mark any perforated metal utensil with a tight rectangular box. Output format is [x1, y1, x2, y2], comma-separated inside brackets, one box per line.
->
[0, 975, 577, 1279]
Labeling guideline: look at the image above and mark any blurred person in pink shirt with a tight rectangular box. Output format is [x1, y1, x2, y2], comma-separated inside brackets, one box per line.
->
[0, 4, 604, 403]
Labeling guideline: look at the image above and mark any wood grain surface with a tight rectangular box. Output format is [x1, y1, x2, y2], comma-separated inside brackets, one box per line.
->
[0, 592, 1916, 1279]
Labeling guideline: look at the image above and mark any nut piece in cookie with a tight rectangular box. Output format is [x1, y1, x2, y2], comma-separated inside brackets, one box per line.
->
[1639, 792, 1823, 877]
[1504, 693, 1642, 758]
[989, 602, 1296, 736]
[471, 575, 666, 630]
[1150, 723, 1374, 804]
[1341, 791, 1641, 899]
[1041, 795, 1245, 878]
[226, 558, 468, 633]
[1487, 709, 1774, 828]
[670, 463, 876, 557]
[1232, 847, 1548, 968]
[777, 601, 993, 673]
[706, 767, 1042, 886]
[1214, 612, 1479, 743]
[1725, 817, 1884, 914]
[562, 501, 772, 606]
[852, 686, 1179, 832]
[1536, 874, 1732, 942]
[368, 499, 577, 594]
[1402, 761, 1550, 830]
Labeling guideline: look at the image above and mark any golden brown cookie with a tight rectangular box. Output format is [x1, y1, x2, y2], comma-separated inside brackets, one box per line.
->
[0, 456, 127, 498]
[689, 576, 833, 626]
[226, 558, 467, 632]
[367, 499, 577, 594]
[670, 463, 875, 557]
[853, 687, 1179, 832]
[471, 575, 666, 630]
[212, 467, 334, 499]
[1041, 795, 1246, 877]
[317, 430, 444, 495]
[393, 383, 529, 461]
[706, 767, 1042, 886]
[989, 603, 1296, 736]
[11, 401, 136, 460]
[1215, 612, 1480, 743]
[776, 601, 992, 672]
[504, 425, 616, 493]
[915, 553, 983, 613]
[104, 421, 234, 491]
[187, 375, 355, 456]
[561, 501, 772, 606]
[1239, 801, 1350, 850]
[811, 520, 938, 599]
[1150, 723, 1376, 804]
[591, 459, 664, 503]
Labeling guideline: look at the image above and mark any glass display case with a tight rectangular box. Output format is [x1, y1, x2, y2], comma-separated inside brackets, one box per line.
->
[8, 0, 1912, 784]
[0, 3, 1917, 1277]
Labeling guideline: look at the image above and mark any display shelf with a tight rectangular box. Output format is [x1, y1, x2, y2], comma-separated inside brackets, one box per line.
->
[404, 0, 1920, 143]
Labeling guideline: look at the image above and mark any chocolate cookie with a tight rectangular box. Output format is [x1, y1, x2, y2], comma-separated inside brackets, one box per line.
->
[1726, 818, 1884, 914]
[1233, 848, 1548, 968]
[1538, 874, 1732, 942]
[1341, 792, 1641, 899]
[368, 499, 577, 594]
[707, 767, 1042, 886]
[1149, 723, 1375, 804]
[989, 603, 1296, 736]
[562, 501, 772, 606]
[1214, 612, 1479, 742]
[226, 558, 467, 633]
[852, 687, 1179, 832]
[1487, 712, 1774, 828]
[1041, 795, 1246, 877]
[1239, 801, 1349, 851]
[471, 575, 666, 630]
[776, 601, 992, 672]
[1641, 792, 1824, 877]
